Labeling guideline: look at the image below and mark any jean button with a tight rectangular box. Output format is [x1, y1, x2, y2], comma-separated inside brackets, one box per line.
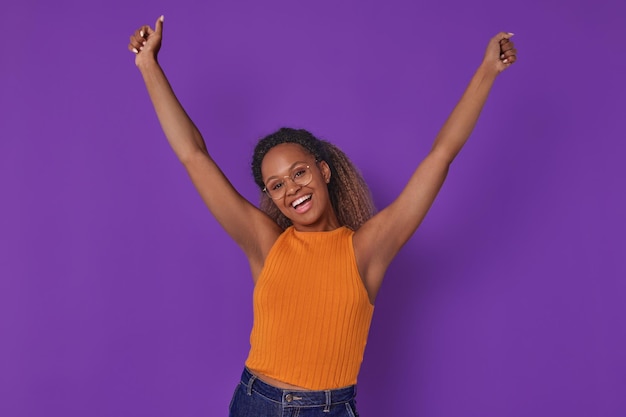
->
[285, 394, 293, 402]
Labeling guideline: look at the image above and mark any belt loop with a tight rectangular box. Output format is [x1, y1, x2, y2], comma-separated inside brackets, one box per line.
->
[323, 390, 331, 412]
[246, 375, 257, 396]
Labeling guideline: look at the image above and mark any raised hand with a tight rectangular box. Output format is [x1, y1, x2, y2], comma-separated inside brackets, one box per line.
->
[128, 15, 164, 66]
[482, 32, 517, 74]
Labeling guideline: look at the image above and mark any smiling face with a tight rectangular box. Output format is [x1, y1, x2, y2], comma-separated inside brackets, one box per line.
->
[261, 143, 339, 232]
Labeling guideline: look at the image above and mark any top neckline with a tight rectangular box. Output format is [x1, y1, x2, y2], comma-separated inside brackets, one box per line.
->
[289, 225, 350, 235]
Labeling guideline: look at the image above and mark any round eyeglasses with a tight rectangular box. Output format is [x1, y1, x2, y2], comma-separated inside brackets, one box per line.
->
[263, 164, 313, 199]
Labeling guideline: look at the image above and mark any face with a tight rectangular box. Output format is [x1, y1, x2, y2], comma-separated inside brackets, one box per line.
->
[261, 143, 339, 231]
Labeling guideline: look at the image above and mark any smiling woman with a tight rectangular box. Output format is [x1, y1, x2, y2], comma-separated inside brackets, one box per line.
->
[128, 14, 517, 417]
[252, 130, 376, 232]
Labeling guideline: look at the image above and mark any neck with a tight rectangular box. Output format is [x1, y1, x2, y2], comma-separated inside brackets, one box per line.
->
[292, 212, 341, 233]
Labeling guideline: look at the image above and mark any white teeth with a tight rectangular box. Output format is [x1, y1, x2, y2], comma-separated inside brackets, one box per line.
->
[292, 195, 312, 208]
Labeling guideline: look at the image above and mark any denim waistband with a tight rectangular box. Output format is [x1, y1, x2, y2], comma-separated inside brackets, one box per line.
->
[240, 368, 356, 410]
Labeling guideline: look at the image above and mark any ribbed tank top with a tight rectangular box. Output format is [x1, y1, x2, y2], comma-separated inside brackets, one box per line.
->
[245, 226, 374, 390]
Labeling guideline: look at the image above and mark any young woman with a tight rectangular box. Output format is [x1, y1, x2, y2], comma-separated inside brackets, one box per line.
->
[128, 16, 517, 417]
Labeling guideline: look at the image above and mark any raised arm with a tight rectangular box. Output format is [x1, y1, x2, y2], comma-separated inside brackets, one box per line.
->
[354, 32, 517, 301]
[128, 16, 281, 277]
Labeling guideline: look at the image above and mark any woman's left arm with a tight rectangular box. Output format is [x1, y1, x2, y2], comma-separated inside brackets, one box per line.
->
[355, 32, 517, 301]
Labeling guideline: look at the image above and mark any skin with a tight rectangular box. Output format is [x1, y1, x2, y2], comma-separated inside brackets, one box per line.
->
[261, 143, 338, 233]
[129, 16, 517, 390]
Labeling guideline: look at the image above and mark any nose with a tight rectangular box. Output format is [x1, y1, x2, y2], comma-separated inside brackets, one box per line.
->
[284, 177, 301, 196]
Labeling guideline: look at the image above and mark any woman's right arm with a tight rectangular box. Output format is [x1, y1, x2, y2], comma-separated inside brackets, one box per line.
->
[128, 16, 281, 276]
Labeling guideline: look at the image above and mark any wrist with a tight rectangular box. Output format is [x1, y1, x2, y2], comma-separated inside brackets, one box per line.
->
[477, 61, 499, 81]
[136, 54, 160, 71]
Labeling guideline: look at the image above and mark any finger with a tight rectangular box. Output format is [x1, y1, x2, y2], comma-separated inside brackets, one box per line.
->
[139, 25, 154, 48]
[502, 48, 517, 59]
[500, 41, 514, 53]
[155, 15, 164, 36]
[129, 35, 143, 51]
[502, 55, 517, 65]
[139, 25, 151, 40]
[496, 34, 513, 53]
[492, 31, 513, 47]
[130, 26, 147, 50]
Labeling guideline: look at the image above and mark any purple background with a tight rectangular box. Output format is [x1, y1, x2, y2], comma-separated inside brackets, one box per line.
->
[1, 0, 625, 416]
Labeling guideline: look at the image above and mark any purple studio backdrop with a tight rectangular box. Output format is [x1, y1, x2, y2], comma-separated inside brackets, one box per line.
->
[1, 0, 625, 416]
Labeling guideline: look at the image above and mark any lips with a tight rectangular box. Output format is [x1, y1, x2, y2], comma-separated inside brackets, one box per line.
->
[291, 194, 312, 208]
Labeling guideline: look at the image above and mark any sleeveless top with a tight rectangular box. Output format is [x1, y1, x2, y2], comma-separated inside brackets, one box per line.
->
[245, 226, 374, 390]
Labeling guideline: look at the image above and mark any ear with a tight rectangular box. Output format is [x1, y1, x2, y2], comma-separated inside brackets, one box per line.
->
[318, 160, 331, 184]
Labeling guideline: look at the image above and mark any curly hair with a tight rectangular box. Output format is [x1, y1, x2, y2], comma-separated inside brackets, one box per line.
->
[251, 128, 376, 230]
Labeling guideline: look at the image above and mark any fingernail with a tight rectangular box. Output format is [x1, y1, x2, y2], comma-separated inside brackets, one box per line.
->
[507, 32, 515, 36]
[503, 59, 509, 64]
[139, 46, 143, 51]
[140, 30, 144, 37]
[142, 41, 146, 46]
[132, 48, 139, 54]
[500, 54, 504, 59]
[159, 15, 164, 22]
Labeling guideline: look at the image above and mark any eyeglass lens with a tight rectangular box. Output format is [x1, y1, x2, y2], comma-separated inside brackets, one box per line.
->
[265, 165, 312, 198]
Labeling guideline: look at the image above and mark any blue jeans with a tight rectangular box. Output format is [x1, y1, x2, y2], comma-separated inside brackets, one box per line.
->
[229, 368, 360, 417]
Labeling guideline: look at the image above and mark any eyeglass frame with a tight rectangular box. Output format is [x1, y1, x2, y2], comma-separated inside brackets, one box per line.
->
[262, 163, 317, 200]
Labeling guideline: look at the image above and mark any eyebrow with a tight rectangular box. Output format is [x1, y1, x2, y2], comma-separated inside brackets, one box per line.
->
[265, 161, 309, 181]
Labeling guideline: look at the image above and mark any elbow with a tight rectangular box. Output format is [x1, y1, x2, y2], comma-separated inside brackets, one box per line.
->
[179, 148, 210, 167]
[429, 146, 455, 168]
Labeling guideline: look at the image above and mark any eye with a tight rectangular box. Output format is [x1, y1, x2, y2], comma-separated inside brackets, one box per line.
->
[270, 181, 283, 191]
[293, 167, 307, 178]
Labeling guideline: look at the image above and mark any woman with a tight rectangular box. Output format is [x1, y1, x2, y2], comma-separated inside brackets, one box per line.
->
[128, 15, 516, 417]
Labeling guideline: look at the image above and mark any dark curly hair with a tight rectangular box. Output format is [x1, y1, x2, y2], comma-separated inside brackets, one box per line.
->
[252, 128, 376, 230]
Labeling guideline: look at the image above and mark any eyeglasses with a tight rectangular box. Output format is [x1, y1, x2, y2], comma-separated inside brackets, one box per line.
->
[263, 164, 313, 199]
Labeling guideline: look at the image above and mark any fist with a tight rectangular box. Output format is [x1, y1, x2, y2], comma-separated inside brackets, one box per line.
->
[483, 32, 518, 74]
[128, 15, 164, 65]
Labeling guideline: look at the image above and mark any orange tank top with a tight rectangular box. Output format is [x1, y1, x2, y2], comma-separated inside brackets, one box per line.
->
[245, 226, 374, 390]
